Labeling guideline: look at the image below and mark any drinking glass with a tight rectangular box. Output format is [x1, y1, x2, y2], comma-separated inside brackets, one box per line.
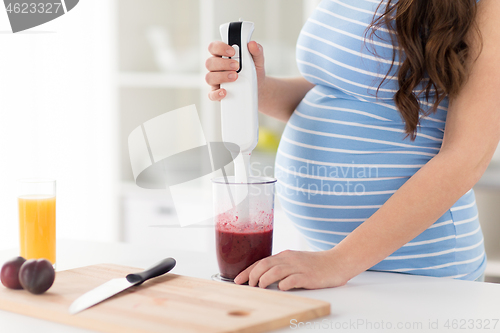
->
[18, 179, 56, 267]
[212, 176, 276, 281]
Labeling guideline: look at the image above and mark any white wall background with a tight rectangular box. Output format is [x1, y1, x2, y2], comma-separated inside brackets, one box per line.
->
[0, 1, 118, 250]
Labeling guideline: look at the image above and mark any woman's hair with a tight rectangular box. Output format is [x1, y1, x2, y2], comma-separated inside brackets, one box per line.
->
[368, 0, 481, 140]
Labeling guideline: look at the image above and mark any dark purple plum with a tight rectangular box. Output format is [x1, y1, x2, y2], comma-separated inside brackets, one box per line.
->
[19, 259, 55, 295]
[1, 256, 26, 289]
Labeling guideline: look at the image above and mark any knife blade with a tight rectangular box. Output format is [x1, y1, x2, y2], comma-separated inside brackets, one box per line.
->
[69, 257, 176, 314]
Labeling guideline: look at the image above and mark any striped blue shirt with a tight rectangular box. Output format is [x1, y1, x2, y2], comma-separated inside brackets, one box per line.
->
[275, 0, 486, 280]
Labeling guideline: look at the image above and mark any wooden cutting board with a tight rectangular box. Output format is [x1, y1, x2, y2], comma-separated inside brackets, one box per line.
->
[0, 264, 330, 333]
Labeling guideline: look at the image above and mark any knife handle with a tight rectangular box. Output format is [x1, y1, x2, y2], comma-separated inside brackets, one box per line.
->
[126, 258, 176, 285]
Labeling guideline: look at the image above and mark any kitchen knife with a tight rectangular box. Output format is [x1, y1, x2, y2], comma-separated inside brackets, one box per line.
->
[69, 257, 176, 314]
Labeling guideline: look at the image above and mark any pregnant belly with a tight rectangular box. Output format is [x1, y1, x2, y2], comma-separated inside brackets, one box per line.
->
[274, 89, 486, 279]
[275, 89, 445, 240]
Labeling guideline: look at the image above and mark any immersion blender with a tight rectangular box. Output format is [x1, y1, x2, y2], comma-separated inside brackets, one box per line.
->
[219, 20, 259, 219]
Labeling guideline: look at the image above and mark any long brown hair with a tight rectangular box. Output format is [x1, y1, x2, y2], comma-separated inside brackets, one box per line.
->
[368, 0, 481, 140]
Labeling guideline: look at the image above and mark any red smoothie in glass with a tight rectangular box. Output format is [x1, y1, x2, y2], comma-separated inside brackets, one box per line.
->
[215, 211, 273, 280]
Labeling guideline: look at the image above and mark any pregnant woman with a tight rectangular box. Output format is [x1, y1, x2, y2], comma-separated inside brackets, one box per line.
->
[205, 0, 499, 289]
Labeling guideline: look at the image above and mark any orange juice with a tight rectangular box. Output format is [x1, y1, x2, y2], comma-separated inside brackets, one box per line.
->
[18, 195, 56, 264]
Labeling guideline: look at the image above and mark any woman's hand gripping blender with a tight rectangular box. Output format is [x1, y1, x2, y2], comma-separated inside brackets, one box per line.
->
[206, 41, 265, 103]
[206, 37, 314, 123]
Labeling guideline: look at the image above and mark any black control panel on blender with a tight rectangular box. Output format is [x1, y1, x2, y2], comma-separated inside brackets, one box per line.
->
[227, 22, 242, 73]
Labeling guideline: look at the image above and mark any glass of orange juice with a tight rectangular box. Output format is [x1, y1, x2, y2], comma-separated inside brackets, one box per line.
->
[18, 179, 56, 267]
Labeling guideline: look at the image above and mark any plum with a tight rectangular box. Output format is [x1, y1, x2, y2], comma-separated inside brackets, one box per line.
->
[19, 259, 55, 294]
[1, 256, 26, 289]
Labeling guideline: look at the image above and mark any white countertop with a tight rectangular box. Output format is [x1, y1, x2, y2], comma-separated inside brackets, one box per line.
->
[1, 240, 499, 333]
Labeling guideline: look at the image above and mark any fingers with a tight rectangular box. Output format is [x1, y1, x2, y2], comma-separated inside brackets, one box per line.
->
[247, 252, 291, 287]
[206, 41, 237, 102]
[233, 272, 247, 285]
[205, 56, 240, 72]
[235, 250, 346, 290]
[206, 40, 264, 102]
[278, 274, 304, 291]
[208, 41, 235, 57]
[248, 41, 265, 70]
[205, 54, 238, 102]
[234, 261, 259, 285]
[208, 88, 226, 101]
[205, 71, 237, 86]
[243, 250, 295, 287]
[257, 265, 294, 289]
[205, 71, 237, 101]
[248, 258, 275, 287]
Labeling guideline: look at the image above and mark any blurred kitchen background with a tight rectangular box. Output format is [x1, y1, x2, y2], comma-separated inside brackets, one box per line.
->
[0, 0, 499, 282]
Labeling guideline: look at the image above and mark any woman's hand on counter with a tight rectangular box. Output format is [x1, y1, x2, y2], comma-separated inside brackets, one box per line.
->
[234, 249, 349, 290]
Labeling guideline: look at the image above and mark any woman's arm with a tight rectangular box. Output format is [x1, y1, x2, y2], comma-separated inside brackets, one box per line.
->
[258, 76, 315, 122]
[205, 41, 314, 122]
[235, 0, 500, 290]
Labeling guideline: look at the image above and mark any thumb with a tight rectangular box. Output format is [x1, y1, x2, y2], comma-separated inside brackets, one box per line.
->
[248, 41, 265, 71]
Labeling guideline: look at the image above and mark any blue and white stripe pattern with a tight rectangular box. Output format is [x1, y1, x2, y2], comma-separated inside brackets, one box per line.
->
[275, 0, 486, 280]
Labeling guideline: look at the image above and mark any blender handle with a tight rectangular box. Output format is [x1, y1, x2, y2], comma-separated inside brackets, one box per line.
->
[219, 20, 259, 155]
